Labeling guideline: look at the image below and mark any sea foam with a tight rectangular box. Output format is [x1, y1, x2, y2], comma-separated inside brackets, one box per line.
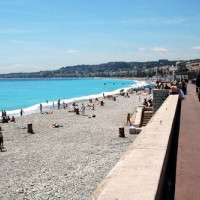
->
[6, 80, 151, 117]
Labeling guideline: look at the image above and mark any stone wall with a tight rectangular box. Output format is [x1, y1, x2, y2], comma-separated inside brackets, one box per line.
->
[89, 95, 179, 200]
[153, 89, 170, 113]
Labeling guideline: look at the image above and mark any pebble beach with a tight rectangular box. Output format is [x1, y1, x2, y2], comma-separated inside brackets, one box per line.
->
[0, 92, 150, 200]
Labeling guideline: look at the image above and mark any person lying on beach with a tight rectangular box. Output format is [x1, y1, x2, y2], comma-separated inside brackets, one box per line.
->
[52, 123, 63, 128]
[87, 104, 95, 110]
[0, 131, 4, 152]
[10, 116, 15, 122]
[43, 111, 53, 115]
[88, 115, 96, 118]
[18, 126, 27, 129]
[68, 107, 76, 112]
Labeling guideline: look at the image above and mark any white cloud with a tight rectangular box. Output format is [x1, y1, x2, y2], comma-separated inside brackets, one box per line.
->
[192, 46, 200, 50]
[0, 64, 44, 73]
[0, 28, 31, 34]
[138, 48, 146, 51]
[152, 47, 168, 52]
[66, 50, 78, 54]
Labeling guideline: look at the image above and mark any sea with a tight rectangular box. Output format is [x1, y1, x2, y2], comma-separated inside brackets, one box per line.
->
[0, 78, 148, 117]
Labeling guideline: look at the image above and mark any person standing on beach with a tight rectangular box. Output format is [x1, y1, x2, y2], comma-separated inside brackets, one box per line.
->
[20, 109, 24, 117]
[58, 99, 60, 109]
[40, 104, 43, 114]
[0, 131, 4, 152]
[81, 103, 86, 115]
[127, 113, 131, 125]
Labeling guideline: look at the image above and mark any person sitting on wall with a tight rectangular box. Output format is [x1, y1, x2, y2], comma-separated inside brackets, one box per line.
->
[155, 81, 161, 89]
[148, 99, 153, 107]
[164, 83, 171, 89]
[169, 85, 179, 95]
[142, 98, 148, 107]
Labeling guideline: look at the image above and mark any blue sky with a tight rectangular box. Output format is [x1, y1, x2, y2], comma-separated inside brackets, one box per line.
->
[0, 0, 200, 73]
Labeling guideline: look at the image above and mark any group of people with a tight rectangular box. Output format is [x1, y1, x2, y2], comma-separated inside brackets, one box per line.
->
[1, 110, 15, 123]
[155, 80, 187, 100]
[142, 98, 153, 107]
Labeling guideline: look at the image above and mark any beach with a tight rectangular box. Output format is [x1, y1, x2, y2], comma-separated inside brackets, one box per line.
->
[0, 92, 150, 200]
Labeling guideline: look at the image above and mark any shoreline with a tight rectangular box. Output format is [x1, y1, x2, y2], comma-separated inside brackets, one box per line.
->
[3, 78, 153, 118]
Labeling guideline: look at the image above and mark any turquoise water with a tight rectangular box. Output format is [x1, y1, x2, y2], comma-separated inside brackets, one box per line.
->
[0, 78, 140, 115]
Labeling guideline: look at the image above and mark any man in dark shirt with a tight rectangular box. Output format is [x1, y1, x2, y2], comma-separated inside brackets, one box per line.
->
[196, 74, 200, 95]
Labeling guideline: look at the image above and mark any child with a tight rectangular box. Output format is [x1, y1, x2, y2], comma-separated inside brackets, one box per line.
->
[127, 113, 131, 125]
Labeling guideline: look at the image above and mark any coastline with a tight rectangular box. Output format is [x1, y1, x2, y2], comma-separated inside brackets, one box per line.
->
[0, 87, 152, 200]
[3, 78, 153, 118]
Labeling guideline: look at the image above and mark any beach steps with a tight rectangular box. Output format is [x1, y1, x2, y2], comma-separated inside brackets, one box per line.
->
[141, 110, 153, 126]
[134, 106, 153, 127]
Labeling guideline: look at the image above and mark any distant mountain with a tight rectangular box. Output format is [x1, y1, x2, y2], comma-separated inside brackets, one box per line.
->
[0, 60, 178, 78]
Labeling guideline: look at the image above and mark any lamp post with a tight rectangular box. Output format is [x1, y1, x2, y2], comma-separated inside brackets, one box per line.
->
[169, 65, 177, 82]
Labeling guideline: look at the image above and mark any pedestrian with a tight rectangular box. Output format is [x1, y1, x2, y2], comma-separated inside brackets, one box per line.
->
[58, 99, 60, 109]
[0, 131, 4, 152]
[127, 113, 131, 125]
[20, 109, 24, 117]
[40, 104, 43, 114]
[63, 102, 66, 109]
[81, 103, 86, 115]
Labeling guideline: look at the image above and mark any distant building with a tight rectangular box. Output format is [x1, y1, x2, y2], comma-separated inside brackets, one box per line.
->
[186, 60, 200, 72]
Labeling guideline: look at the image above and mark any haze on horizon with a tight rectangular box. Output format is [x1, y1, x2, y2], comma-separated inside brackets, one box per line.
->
[0, 0, 200, 73]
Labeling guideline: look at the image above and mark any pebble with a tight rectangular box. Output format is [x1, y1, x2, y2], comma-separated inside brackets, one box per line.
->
[0, 91, 147, 199]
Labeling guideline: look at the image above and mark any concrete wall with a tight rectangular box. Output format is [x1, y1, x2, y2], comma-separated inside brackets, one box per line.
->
[89, 95, 179, 200]
[153, 89, 170, 114]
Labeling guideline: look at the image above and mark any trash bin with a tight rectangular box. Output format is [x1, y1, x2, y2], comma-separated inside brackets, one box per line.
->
[119, 127, 125, 137]
[27, 123, 33, 133]
[113, 97, 116, 101]
[75, 108, 79, 115]
[100, 101, 104, 106]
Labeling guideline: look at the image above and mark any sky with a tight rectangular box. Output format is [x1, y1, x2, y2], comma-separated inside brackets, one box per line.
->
[0, 0, 200, 73]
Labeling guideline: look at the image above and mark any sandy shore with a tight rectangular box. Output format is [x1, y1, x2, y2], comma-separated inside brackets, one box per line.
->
[0, 92, 150, 200]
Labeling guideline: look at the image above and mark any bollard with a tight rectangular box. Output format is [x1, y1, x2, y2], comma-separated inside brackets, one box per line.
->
[119, 127, 125, 137]
[27, 123, 33, 133]
[100, 101, 104, 106]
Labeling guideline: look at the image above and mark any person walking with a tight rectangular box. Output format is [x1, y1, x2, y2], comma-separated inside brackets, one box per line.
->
[20, 109, 24, 117]
[0, 131, 4, 152]
[58, 99, 61, 109]
[127, 113, 131, 125]
[40, 104, 43, 114]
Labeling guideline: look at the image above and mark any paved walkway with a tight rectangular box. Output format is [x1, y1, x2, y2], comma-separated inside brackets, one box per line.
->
[175, 83, 200, 200]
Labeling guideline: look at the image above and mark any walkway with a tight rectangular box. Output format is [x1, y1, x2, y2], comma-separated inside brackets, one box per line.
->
[175, 84, 200, 199]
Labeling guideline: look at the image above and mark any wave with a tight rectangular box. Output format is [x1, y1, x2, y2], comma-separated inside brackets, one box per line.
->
[5, 80, 152, 117]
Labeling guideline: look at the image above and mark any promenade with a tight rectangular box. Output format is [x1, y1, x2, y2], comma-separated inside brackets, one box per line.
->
[175, 83, 200, 199]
